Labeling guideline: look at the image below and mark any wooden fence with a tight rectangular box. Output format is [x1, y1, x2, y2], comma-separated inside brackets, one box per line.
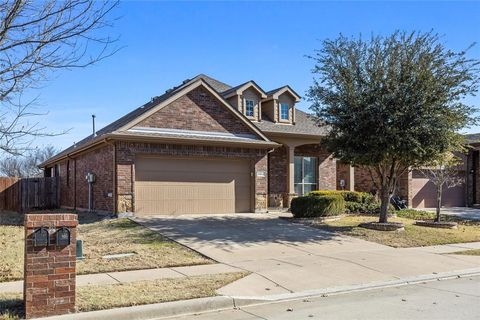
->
[0, 177, 59, 212]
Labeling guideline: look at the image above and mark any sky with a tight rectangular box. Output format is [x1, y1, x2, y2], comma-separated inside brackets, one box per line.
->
[27, 1, 480, 150]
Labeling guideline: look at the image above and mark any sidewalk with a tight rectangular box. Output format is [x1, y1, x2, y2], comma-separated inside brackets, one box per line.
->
[0, 263, 242, 293]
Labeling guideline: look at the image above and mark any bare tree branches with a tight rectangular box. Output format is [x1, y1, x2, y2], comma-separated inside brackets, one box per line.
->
[418, 153, 465, 221]
[0, 0, 119, 155]
[0, 144, 58, 177]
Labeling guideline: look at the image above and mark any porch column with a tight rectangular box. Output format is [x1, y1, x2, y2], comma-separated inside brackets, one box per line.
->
[348, 165, 355, 191]
[285, 145, 296, 207]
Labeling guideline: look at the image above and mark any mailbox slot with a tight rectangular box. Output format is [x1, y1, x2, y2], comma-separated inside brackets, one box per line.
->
[56, 227, 71, 246]
[33, 227, 49, 247]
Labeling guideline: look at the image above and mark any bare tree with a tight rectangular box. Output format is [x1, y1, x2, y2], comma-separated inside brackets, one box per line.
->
[0, 144, 58, 177]
[0, 0, 119, 155]
[419, 153, 465, 222]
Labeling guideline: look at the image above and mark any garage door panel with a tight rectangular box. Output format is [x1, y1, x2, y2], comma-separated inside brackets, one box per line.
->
[135, 157, 251, 215]
[411, 170, 465, 208]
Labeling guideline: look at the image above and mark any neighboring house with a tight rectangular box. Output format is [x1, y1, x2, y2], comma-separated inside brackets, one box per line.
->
[40, 74, 336, 215]
[337, 139, 480, 209]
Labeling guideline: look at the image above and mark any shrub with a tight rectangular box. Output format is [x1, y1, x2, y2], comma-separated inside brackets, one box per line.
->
[396, 209, 435, 220]
[291, 195, 345, 218]
[309, 190, 373, 203]
[309, 190, 379, 214]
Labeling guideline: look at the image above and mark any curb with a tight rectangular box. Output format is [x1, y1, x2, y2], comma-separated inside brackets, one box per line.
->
[40, 268, 480, 320]
[230, 267, 480, 303]
[40, 296, 235, 320]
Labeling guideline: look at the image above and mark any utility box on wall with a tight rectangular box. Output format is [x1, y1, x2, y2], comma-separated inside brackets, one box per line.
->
[24, 214, 78, 319]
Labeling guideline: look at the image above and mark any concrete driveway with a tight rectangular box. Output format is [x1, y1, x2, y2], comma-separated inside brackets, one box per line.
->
[423, 207, 480, 220]
[134, 213, 480, 298]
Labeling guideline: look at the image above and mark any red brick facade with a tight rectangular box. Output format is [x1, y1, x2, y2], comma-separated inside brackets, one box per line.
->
[268, 146, 288, 196]
[115, 141, 268, 212]
[56, 145, 114, 212]
[295, 144, 337, 190]
[48, 84, 337, 214]
[137, 86, 255, 136]
[268, 143, 336, 208]
[24, 214, 78, 319]
[337, 165, 412, 206]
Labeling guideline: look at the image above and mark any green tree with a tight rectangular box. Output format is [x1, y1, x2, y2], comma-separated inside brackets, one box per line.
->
[308, 31, 479, 223]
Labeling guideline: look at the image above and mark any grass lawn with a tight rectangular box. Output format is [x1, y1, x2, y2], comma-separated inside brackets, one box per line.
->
[308, 214, 480, 248]
[0, 272, 246, 320]
[449, 249, 480, 256]
[0, 213, 211, 283]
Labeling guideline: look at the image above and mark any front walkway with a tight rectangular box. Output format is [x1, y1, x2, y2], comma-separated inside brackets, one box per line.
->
[135, 213, 480, 298]
[0, 263, 241, 293]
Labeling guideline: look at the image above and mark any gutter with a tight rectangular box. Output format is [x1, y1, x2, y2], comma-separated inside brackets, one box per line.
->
[39, 135, 112, 168]
[110, 133, 281, 149]
[39, 133, 282, 168]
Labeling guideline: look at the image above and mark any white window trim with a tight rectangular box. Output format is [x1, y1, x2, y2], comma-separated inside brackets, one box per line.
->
[294, 156, 318, 196]
[280, 103, 289, 121]
[245, 99, 255, 118]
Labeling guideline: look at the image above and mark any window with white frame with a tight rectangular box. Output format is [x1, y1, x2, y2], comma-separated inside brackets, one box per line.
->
[245, 99, 255, 117]
[294, 156, 318, 196]
[280, 103, 289, 120]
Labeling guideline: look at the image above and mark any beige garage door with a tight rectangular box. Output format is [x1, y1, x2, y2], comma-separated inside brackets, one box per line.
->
[411, 170, 465, 208]
[135, 157, 251, 215]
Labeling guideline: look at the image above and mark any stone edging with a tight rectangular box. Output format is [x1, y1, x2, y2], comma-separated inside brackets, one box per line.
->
[359, 221, 405, 231]
[279, 215, 345, 223]
[414, 220, 458, 229]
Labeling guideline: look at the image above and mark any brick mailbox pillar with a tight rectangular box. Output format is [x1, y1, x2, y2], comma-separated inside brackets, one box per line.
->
[24, 214, 78, 319]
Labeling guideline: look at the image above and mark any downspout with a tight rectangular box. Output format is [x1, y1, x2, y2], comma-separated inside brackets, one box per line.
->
[105, 139, 117, 215]
[67, 155, 75, 210]
[74, 158, 77, 210]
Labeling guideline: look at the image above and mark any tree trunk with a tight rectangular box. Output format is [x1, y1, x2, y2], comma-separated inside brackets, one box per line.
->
[379, 186, 390, 223]
[435, 184, 442, 223]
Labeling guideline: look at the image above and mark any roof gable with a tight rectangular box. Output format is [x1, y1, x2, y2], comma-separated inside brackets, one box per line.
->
[222, 80, 267, 99]
[118, 79, 271, 141]
[266, 85, 301, 102]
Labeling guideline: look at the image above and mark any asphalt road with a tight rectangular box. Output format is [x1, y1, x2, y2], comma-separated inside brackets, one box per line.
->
[167, 276, 480, 320]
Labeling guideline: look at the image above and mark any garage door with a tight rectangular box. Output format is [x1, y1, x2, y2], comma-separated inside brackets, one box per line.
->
[411, 170, 465, 208]
[134, 157, 251, 215]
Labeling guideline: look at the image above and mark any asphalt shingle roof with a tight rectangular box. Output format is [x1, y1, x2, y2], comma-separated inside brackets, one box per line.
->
[43, 74, 328, 166]
[254, 109, 328, 136]
[464, 133, 480, 144]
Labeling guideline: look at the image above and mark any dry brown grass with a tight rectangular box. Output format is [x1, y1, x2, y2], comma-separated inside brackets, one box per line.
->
[450, 249, 480, 256]
[309, 215, 480, 248]
[0, 215, 211, 282]
[76, 219, 211, 275]
[0, 225, 23, 283]
[0, 273, 246, 319]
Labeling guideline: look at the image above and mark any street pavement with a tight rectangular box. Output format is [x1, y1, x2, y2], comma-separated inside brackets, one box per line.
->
[167, 275, 480, 320]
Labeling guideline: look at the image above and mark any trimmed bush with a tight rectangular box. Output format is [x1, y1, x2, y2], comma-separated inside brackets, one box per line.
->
[309, 190, 379, 214]
[309, 190, 373, 203]
[291, 195, 345, 218]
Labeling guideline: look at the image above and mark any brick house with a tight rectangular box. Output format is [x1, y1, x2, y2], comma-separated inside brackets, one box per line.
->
[336, 152, 469, 209]
[40, 74, 336, 215]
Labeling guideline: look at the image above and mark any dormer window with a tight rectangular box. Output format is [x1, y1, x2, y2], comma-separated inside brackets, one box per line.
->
[280, 103, 289, 120]
[245, 99, 255, 117]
